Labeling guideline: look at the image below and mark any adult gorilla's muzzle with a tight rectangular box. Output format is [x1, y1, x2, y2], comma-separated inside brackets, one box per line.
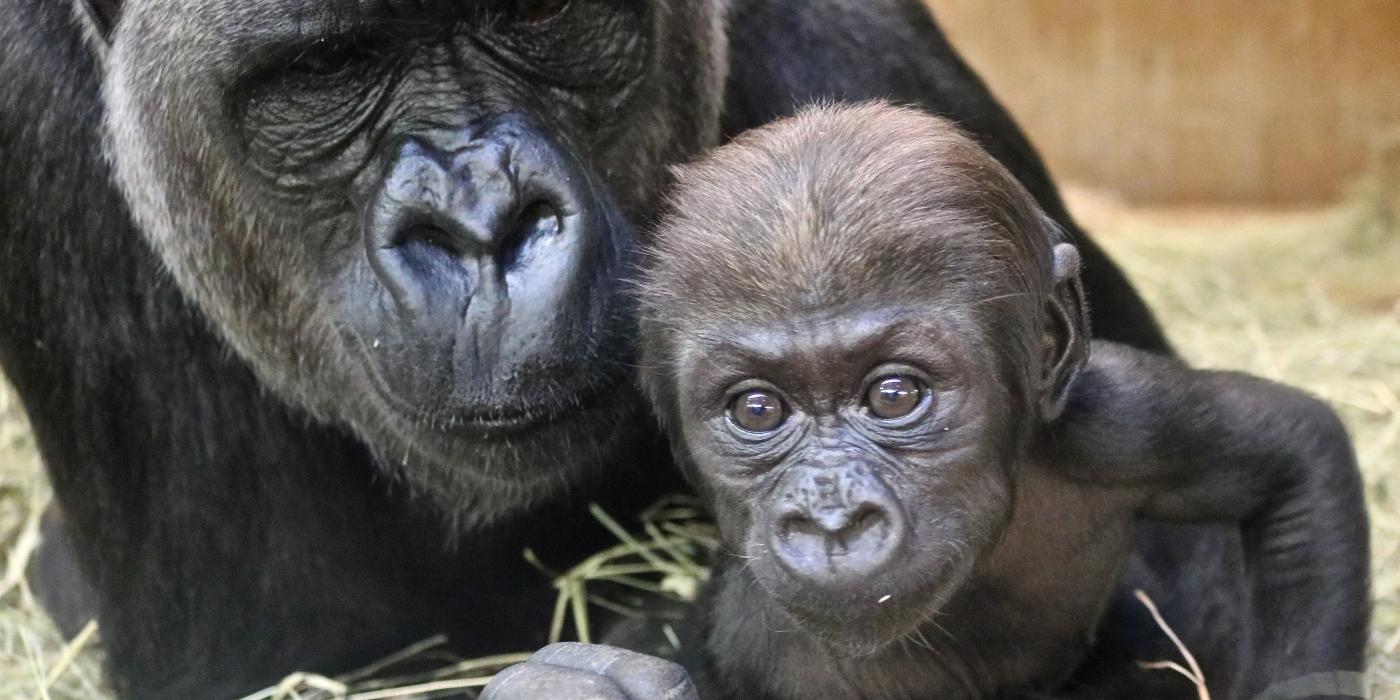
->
[356, 112, 627, 421]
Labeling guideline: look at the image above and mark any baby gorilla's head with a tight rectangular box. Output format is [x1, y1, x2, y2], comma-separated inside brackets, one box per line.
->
[638, 102, 1088, 654]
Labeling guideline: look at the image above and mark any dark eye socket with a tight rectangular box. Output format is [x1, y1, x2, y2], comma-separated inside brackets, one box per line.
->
[283, 36, 383, 79]
[728, 390, 787, 434]
[507, 0, 573, 23]
[865, 375, 926, 420]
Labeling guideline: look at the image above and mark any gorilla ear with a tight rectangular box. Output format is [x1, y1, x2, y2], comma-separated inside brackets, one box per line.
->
[74, 0, 121, 46]
[1039, 241, 1091, 422]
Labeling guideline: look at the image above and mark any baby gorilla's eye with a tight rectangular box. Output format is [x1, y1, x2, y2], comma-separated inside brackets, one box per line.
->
[866, 375, 926, 420]
[728, 390, 787, 433]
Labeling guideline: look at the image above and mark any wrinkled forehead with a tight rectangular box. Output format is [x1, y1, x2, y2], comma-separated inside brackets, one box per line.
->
[126, 0, 490, 45]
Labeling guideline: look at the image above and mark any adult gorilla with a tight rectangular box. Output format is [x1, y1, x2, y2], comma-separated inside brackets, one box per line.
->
[0, 0, 1167, 697]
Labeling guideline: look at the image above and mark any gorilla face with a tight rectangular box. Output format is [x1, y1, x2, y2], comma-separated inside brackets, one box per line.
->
[102, 0, 727, 524]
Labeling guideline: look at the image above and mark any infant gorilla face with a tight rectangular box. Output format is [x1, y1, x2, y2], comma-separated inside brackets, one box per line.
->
[675, 306, 1019, 652]
[640, 103, 1078, 654]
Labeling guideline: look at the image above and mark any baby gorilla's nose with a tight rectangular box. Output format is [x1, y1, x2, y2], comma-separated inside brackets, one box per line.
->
[770, 467, 906, 585]
[779, 504, 889, 559]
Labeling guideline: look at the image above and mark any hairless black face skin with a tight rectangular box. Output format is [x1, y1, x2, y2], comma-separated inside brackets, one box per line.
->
[483, 104, 1370, 700]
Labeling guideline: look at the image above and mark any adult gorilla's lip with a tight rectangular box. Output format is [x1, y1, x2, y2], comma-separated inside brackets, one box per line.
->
[447, 404, 561, 433]
[345, 329, 597, 435]
[363, 365, 624, 438]
[376, 387, 570, 436]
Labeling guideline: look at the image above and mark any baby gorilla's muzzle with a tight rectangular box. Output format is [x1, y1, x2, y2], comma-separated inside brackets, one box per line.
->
[768, 463, 907, 589]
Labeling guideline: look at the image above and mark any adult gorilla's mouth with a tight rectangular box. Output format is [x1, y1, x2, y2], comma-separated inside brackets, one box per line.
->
[359, 356, 629, 438]
[451, 404, 560, 433]
[436, 379, 627, 436]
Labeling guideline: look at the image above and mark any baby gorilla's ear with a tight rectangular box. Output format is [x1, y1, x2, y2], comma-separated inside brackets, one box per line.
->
[1040, 241, 1090, 421]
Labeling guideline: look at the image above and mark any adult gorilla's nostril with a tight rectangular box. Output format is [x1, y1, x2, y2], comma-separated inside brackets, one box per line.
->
[499, 200, 563, 271]
[363, 118, 583, 321]
[397, 224, 466, 260]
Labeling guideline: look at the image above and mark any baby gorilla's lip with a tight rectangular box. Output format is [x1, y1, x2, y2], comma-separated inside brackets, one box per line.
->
[752, 552, 965, 654]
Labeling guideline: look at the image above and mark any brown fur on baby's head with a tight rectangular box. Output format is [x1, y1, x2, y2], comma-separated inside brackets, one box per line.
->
[638, 101, 1064, 336]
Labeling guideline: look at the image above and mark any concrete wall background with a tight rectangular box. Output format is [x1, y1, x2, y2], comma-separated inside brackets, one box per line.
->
[925, 0, 1400, 204]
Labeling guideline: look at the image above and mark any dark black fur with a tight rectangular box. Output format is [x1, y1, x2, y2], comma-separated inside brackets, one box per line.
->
[0, 1, 1166, 697]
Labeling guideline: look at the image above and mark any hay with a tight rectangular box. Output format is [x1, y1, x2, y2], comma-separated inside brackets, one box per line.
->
[1076, 185, 1400, 699]
[0, 377, 108, 699]
[0, 187, 1395, 698]
[230, 498, 717, 700]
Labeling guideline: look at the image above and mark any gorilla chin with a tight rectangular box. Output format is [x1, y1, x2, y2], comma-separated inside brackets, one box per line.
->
[362, 377, 643, 529]
[750, 549, 973, 658]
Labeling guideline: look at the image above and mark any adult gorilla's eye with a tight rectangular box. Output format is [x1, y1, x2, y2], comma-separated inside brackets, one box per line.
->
[284, 37, 380, 78]
[865, 375, 926, 420]
[508, 0, 572, 23]
[728, 390, 786, 433]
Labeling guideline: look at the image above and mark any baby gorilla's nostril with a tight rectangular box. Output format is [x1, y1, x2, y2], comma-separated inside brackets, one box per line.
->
[821, 505, 889, 556]
[843, 505, 888, 544]
[774, 502, 898, 581]
[500, 200, 562, 270]
[779, 512, 821, 540]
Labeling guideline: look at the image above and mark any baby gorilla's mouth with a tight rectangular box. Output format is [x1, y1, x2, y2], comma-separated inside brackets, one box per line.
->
[748, 540, 969, 657]
[779, 576, 964, 657]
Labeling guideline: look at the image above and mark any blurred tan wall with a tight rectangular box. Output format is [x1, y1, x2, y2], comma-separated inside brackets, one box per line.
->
[925, 0, 1400, 204]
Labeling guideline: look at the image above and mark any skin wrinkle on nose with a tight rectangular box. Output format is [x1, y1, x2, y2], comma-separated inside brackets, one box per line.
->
[459, 254, 509, 374]
[415, 157, 446, 216]
[452, 146, 495, 252]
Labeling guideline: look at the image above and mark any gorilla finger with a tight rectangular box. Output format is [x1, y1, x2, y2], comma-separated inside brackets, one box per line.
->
[480, 661, 628, 700]
[530, 642, 698, 700]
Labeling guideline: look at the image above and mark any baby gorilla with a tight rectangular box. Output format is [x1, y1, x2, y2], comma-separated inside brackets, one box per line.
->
[627, 103, 1367, 699]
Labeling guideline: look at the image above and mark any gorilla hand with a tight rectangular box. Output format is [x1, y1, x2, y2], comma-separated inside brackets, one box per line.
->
[482, 643, 697, 700]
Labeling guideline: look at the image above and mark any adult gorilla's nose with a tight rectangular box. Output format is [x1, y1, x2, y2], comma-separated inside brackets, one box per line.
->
[363, 114, 580, 323]
[353, 112, 625, 404]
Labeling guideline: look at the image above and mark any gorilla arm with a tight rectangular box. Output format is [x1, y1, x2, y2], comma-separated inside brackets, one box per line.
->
[1047, 342, 1370, 693]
